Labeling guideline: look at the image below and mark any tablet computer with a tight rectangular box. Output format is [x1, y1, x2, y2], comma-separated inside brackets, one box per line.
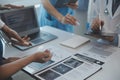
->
[68, 0, 78, 4]
[55, 0, 77, 8]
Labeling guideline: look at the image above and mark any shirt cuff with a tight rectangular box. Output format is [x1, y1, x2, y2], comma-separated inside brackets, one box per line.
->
[0, 19, 5, 29]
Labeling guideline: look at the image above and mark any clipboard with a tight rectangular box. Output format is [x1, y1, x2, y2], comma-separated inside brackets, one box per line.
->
[55, 0, 77, 8]
[55, 0, 68, 8]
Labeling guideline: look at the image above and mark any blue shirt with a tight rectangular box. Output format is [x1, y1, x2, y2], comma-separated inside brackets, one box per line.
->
[0, 39, 3, 65]
[38, 0, 74, 32]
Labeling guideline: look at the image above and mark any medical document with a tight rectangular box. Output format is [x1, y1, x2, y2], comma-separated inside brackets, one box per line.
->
[77, 41, 117, 62]
[23, 45, 73, 74]
[34, 46, 102, 80]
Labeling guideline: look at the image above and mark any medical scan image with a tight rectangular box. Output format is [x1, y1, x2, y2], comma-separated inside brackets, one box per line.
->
[52, 64, 72, 74]
[38, 70, 60, 80]
[64, 58, 83, 68]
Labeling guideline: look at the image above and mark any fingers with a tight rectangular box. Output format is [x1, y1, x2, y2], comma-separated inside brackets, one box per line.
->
[44, 50, 52, 59]
[91, 18, 103, 32]
[4, 4, 24, 9]
[63, 14, 77, 25]
[40, 50, 52, 63]
[22, 36, 32, 46]
[92, 22, 99, 31]
[11, 38, 31, 46]
[101, 20, 104, 27]
[22, 36, 30, 41]
[23, 41, 32, 46]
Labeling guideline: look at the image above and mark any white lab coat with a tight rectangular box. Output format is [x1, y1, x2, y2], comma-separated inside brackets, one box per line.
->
[88, 0, 120, 47]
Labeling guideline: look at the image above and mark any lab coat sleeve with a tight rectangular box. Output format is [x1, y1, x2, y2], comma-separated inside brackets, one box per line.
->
[87, 0, 100, 24]
[87, 0, 101, 33]
[118, 34, 120, 47]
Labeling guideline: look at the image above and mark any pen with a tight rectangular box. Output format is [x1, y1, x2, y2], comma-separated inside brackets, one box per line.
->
[99, 25, 102, 30]
[76, 21, 80, 26]
[76, 21, 80, 25]
[99, 13, 102, 33]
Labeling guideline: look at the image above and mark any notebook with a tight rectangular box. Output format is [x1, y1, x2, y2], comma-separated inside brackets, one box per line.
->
[60, 36, 90, 49]
[0, 6, 57, 50]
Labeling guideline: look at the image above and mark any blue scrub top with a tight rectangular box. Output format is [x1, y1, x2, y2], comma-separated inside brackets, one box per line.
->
[0, 39, 3, 65]
[39, 0, 74, 32]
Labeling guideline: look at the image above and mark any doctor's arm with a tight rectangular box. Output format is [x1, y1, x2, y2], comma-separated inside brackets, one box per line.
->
[1, 24, 31, 46]
[87, 0, 103, 33]
[3, 4, 24, 9]
[0, 4, 24, 10]
[91, 16, 104, 33]
[90, 18, 114, 42]
[41, 0, 77, 25]
[0, 50, 52, 80]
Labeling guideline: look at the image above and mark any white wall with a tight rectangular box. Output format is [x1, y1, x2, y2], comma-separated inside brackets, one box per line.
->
[74, 10, 87, 36]
[74, 0, 89, 35]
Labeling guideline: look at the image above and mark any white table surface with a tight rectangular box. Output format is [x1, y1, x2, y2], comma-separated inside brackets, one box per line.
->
[4, 26, 120, 80]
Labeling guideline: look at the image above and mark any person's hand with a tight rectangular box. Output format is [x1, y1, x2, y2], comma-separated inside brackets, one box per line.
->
[91, 17, 104, 33]
[33, 50, 52, 63]
[11, 36, 31, 46]
[20, 36, 31, 46]
[102, 36, 114, 42]
[91, 17, 114, 42]
[65, 3, 78, 9]
[61, 14, 77, 25]
[4, 4, 24, 9]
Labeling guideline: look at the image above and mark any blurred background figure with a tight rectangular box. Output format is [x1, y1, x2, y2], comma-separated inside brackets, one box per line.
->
[87, 0, 120, 46]
[39, 0, 78, 33]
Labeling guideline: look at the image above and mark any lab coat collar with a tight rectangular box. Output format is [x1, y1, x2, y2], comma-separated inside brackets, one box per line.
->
[113, 5, 120, 18]
[107, 0, 120, 19]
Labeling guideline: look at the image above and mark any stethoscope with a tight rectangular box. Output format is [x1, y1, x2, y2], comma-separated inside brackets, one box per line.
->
[94, 0, 109, 15]
[104, 0, 109, 15]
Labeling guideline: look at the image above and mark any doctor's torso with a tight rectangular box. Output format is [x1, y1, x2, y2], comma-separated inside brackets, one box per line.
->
[100, 0, 120, 33]
[90, 0, 120, 33]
